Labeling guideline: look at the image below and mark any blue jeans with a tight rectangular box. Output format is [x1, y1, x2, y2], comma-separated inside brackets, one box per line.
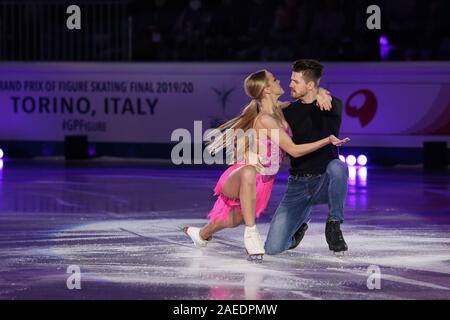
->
[265, 159, 349, 255]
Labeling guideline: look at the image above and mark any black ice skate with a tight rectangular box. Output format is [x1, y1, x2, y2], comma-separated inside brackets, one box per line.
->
[288, 222, 309, 250]
[325, 220, 348, 255]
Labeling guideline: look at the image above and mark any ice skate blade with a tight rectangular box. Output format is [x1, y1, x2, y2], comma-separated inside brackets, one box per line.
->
[247, 254, 264, 263]
[331, 250, 346, 257]
[245, 250, 264, 263]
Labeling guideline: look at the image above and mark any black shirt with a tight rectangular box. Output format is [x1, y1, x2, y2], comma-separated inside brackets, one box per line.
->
[282, 97, 343, 175]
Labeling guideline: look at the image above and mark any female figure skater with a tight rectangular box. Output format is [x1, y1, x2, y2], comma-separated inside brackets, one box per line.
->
[183, 70, 349, 261]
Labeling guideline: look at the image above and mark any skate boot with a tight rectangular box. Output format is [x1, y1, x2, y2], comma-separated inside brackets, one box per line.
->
[288, 221, 309, 250]
[325, 220, 348, 255]
[182, 226, 211, 248]
[244, 225, 265, 263]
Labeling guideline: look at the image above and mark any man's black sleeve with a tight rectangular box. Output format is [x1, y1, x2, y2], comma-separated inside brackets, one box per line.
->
[328, 97, 343, 136]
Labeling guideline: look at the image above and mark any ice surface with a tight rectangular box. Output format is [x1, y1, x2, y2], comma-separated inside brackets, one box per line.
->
[0, 161, 449, 299]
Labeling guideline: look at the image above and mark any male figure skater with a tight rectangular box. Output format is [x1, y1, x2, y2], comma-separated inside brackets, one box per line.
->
[265, 59, 349, 255]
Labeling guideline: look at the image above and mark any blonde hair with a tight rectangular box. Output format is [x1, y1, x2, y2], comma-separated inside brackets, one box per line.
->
[206, 69, 284, 163]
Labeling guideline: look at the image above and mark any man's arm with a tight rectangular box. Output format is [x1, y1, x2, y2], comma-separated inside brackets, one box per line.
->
[326, 97, 343, 136]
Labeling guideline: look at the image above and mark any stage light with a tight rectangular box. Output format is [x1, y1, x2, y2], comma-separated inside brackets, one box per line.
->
[379, 35, 393, 60]
[357, 155, 367, 166]
[339, 155, 345, 162]
[357, 167, 367, 187]
[346, 155, 356, 166]
[0, 148, 3, 159]
[348, 166, 356, 185]
[0, 160, 3, 170]
[379, 35, 389, 46]
[358, 167, 367, 180]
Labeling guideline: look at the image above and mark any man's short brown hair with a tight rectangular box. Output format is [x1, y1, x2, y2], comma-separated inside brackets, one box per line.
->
[292, 59, 324, 86]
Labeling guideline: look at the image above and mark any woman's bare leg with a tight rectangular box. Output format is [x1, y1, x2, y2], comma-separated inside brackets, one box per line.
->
[235, 166, 257, 227]
[199, 209, 243, 240]
[184, 165, 263, 259]
[197, 165, 257, 240]
[224, 165, 263, 259]
[220, 165, 257, 226]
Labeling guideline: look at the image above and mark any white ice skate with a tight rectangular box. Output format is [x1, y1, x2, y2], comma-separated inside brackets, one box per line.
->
[182, 226, 210, 248]
[244, 225, 265, 263]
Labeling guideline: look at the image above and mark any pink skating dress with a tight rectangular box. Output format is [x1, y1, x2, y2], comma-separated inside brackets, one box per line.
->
[207, 125, 293, 222]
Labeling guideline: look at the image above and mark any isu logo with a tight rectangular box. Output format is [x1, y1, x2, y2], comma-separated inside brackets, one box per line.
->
[345, 89, 377, 127]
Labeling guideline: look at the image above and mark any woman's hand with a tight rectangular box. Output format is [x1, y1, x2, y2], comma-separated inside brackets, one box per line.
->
[278, 101, 291, 109]
[329, 135, 350, 146]
[316, 88, 332, 111]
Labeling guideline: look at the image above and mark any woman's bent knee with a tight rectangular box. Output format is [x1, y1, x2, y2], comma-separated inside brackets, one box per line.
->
[240, 165, 256, 183]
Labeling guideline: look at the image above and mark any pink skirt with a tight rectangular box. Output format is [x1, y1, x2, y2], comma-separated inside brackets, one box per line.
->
[207, 163, 275, 222]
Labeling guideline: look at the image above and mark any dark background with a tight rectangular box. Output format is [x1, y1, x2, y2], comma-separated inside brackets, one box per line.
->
[0, 0, 449, 62]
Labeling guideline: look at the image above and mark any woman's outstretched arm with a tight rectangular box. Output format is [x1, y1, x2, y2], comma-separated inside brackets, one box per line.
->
[256, 114, 350, 158]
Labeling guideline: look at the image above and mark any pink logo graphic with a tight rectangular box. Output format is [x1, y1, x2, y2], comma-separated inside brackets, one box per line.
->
[345, 89, 378, 127]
